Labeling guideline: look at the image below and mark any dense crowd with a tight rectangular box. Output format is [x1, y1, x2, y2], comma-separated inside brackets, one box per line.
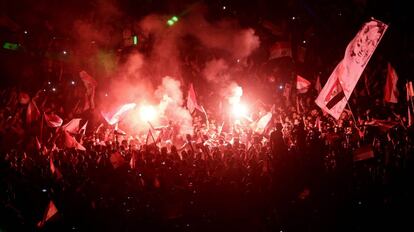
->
[1, 82, 414, 231]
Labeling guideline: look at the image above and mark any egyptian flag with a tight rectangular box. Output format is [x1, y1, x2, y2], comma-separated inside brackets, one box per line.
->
[252, 112, 273, 134]
[26, 99, 41, 125]
[187, 83, 203, 114]
[384, 63, 399, 103]
[62, 118, 82, 134]
[269, 41, 292, 60]
[44, 113, 63, 127]
[37, 201, 58, 228]
[101, 103, 136, 125]
[316, 19, 388, 119]
[62, 130, 86, 150]
[296, 75, 311, 94]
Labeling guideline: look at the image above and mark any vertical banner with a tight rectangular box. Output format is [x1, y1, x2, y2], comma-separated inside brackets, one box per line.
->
[315, 19, 388, 119]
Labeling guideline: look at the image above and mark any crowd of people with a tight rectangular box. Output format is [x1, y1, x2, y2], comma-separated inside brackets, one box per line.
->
[1, 79, 414, 231]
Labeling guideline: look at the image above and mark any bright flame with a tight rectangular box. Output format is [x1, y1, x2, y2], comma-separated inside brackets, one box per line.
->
[140, 105, 157, 122]
[232, 103, 248, 118]
[229, 85, 243, 105]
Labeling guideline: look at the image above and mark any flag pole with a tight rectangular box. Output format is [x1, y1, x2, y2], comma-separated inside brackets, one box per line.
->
[146, 121, 157, 145]
[338, 82, 359, 127]
[40, 113, 44, 144]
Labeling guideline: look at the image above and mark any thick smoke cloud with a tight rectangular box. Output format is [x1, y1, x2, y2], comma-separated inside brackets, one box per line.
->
[69, 1, 260, 135]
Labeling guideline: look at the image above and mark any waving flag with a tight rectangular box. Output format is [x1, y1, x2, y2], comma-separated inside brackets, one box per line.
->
[252, 112, 272, 134]
[102, 103, 136, 125]
[269, 41, 292, 60]
[62, 130, 86, 150]
[187, 83, 203, 113]
[26, 99, 40, 125]
[37, 201, 58, 228]
[44, 113, 63, 127]
[296, 75, 311, 94]
[384, 63, 399, 103]
[315, 19, 388, 119]
[62, 118, 82, 134]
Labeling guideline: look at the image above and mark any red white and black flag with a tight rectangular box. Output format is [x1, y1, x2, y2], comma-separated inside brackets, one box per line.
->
[102, 103, 136, 125]
[44, 113, 63, 127]
[187, 83, 203, 114]
[269, 41, 292, 60]
[315, 19, 388, 119]
[296, 75, 311, 94]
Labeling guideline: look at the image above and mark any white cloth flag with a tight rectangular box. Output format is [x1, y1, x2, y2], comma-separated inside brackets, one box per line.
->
[315, 19, 388, 119]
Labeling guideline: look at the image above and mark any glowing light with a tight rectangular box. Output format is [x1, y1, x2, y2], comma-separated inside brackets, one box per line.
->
[279, 85, 283, 89]
[232, 103, 248, 118]
[62, 50, 67, 55]
[302, 40, 306, 44]
[71, 81, 75, 85]
[133, 35, 138, 45]
[229, 86, 243, 105]
[52, 87, 56, 92]
[24, 30, 28, 34]
[167, 16, 179, 26]
[48, 81, 51, 85]
[140, 105, 157, 122]
[291, 16, 296, 20]
[222, 6, 226, 10]
[2, 42, 19, 50]
[105, 93, 108, 97]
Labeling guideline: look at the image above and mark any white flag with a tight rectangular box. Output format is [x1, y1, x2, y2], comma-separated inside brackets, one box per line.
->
[315, 19, 388, 119]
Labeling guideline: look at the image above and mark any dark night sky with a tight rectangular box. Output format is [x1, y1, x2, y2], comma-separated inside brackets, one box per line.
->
[0, 0, 413, 88]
